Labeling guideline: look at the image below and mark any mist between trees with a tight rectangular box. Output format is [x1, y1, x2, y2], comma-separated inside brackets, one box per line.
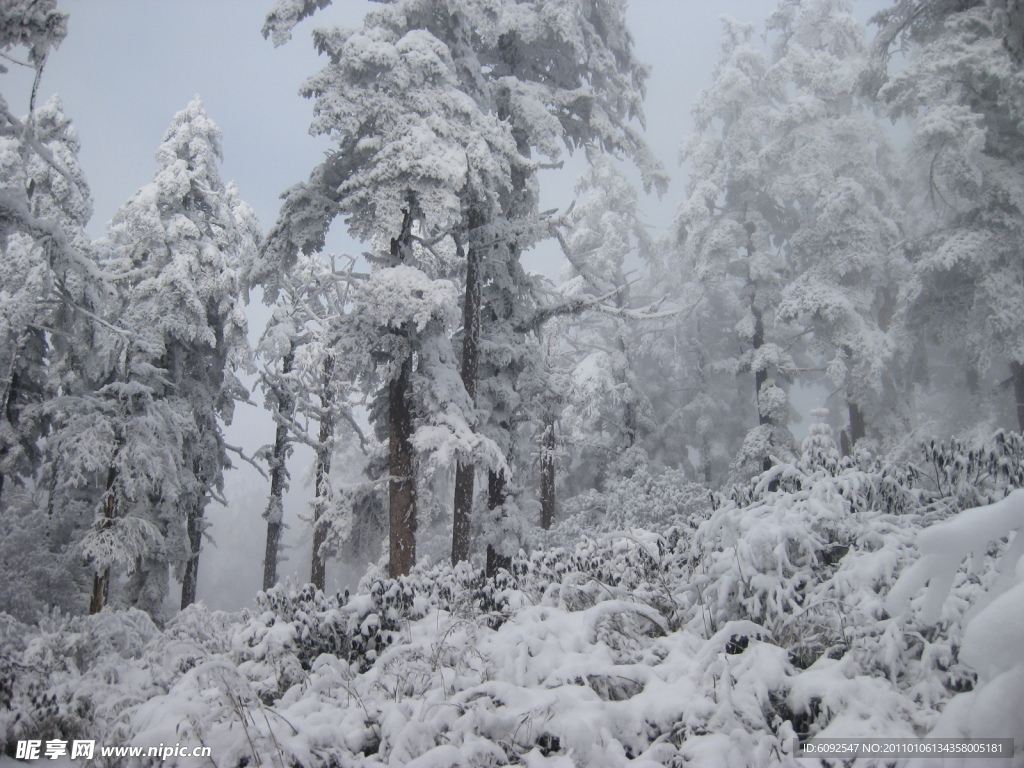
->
[3, 1, 1024, 765]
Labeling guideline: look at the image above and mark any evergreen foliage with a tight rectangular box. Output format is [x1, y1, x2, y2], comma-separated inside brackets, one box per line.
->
[5, 1, 1024, 763]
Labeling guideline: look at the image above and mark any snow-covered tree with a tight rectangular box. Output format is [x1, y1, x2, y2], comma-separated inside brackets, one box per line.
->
[677, 17, 797, 479]
[257, 305, 299, 592]
[677, 3, 913, 474]
[0, 94, 97, 502]
[557, 158, 657, 497]
[260, 9, 510, 576]
[766, 0, 911, 451]
[872, 0, 1024, 433]
[0, 5, 118, 617]
[256, 251, 366, 591]
[0, 0, 91, 502]
[70, 99, 258, 612]
[261, 0, 665, 573]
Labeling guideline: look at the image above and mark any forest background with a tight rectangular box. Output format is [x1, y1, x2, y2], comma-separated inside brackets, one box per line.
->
[5, 1, 1024, 765]
[0, 0, 889, 611]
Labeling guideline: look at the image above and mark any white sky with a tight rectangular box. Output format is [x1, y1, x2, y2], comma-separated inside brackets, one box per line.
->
[6, 0, 886, 610]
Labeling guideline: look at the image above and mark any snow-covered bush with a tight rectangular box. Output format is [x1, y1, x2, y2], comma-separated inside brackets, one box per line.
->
[0, 608, 160, 751]
[888, 489, 1024, 763]
[555, 461, 711, 544]
[3, 430, 1023, 766]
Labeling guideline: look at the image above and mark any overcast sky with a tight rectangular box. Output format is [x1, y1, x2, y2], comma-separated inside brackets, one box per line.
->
[24, 1, 784, 254]
[7, 0, 886, 610]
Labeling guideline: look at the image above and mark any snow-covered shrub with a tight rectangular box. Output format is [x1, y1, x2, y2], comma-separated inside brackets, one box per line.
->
[888, 489, 1024, 762]
[236, 580, 420, 693]
[3, 431, 1022, 766]
[912, 430, 1024, 514]
[555, 462, 711, 546]
[0, 608, 161, 751]
[695, 423, 918, 669]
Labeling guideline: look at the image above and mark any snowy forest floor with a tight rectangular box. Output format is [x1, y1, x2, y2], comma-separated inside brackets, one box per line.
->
[3, 432, 1024, 767]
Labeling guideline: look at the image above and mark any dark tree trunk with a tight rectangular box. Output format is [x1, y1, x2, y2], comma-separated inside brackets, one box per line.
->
[1012, 361, 1024, 432]
[967, 365, 980, 395]
[752, 308, 768, 428]
[485, 470, 511, 577]
[0, 368, 23, 506]
[1004, 0, 1024, 63]
[452, 463, 475, 564]
[452, 209, 484, 565]
[311, 359, 334, 590]
[262, 349, 294, 592]
[181, 496, 205, 609]
[90, 569, 110, 615]
[387, 207, 418, 578]
[89, 465, 118, 614]
[539, 412, 556, 530]
[743, 220, 774, 475]
[388, 355, 416, 577]
[847, 400, 866, 448]
[615, 303, 637, 449]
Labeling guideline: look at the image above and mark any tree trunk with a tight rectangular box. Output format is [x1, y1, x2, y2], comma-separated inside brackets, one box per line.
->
[485, 469, 511, 577]
[311, 358, 335, 590]
[452, 463, 475, 564]
[0, 368, 22, 506]
[847, 399, 866, 448]
[1004, 0, 1024, 63]
[180, 495, 205, 609]
[539, 412, 556, 530]
[614, 297, 638, 450]
[701, 433, 713, 485]
[751, 305, 773, 474]
[262, 349, 294, 592]
[89, 568, 110, 615]
[387, 207, 418, 579]
[1012, 361, 1024, 432]
[89, 465, 118, 614]
[389, 355, 416, 577]
[452, 209, 484, 565]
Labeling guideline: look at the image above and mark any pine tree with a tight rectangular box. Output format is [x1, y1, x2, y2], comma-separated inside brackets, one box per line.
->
[79, 99, 259, 611]
[256, 251, 363, 590]
[0, 94, 95, 502]
[261, 0, 665, 572]
[0, 5, 115, 615]
[677, 17, 797, 479]
[0, 0, 86, 502]
[873, 0, 1024, 432]
[557, 158, 656, 495]
[261, 9, 509, 576]
[257, 307, 298, 591]
[766, 0, 911, 451]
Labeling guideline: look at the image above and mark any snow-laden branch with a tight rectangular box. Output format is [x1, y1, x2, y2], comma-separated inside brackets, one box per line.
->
[0, 50, 31, 68]
[888, 488, 1024, 626]
[224, 443, 269, 480]
[1, 102, 78, 192]
[592, 298, 685, 321]
[515, 287, 624, 333]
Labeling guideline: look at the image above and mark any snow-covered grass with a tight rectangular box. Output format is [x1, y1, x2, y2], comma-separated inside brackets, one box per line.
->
[3, 432, 1024, 766]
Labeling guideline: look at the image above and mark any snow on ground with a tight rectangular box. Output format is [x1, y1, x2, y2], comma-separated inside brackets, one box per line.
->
[3, 439, 1024, 766]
